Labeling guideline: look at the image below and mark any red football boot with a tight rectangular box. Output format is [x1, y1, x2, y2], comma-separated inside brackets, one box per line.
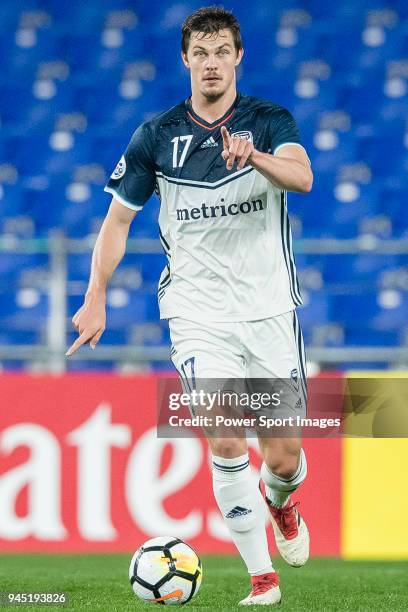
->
[260, 480, 309, 567]
[238, 572, 281, 606]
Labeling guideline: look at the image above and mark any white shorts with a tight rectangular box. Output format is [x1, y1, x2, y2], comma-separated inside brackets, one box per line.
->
[168, 310, 307, 417]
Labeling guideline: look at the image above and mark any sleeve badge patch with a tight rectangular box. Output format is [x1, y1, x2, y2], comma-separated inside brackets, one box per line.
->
[111, 155, 126, 179]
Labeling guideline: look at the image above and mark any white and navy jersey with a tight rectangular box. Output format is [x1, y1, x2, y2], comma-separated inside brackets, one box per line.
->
[105, 92, 305, 322]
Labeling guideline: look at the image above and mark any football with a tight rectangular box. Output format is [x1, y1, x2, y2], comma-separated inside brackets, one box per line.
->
[129, 536, 203, 605]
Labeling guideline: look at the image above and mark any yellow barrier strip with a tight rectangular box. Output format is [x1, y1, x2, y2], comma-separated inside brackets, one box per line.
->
[342, 371, 408, 559]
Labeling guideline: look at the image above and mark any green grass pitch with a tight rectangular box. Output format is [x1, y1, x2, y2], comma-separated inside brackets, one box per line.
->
[0, 554, 407, 611]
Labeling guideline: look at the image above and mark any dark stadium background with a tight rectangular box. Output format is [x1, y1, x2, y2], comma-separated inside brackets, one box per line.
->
[0, 0, 407, 603]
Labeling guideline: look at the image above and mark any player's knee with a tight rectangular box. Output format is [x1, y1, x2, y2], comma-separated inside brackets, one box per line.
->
[265, 449, 301, 480]
[264, 447, 307, 484]
[209, 438, 247, 458]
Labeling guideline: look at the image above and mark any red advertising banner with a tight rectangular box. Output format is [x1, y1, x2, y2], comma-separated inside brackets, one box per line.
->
[0, 375, 341, 555]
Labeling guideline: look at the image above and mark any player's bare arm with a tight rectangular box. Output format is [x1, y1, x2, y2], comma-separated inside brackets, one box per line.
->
[66, 198, 137, 356]
[221, 125, 313, 193]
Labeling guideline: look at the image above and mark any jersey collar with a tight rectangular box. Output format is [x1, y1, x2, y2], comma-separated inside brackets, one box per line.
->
[185, 92, 240, 130]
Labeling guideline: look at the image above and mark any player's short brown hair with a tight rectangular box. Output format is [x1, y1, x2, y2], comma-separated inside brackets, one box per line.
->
[181, 6, 243, 55]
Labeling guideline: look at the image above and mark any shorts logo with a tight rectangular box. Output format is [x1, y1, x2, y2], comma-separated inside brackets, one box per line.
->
[290, 368, 299, 391]
[111, 155, 126, 180]
[231, 130, 253, 142]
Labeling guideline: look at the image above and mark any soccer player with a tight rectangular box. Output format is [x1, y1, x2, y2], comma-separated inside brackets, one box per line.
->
[67, 6, 313, 606]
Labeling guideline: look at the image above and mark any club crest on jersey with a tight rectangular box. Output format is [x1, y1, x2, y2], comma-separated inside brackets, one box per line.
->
[231, 130, 253, 142]
[111, 155, 126, 180]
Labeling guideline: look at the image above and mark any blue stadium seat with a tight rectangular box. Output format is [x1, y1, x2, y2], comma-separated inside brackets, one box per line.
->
[66, 358, 117, 372]
[0, 183, 23, 217]
[373, 293, 408, 331]
[332, 293, 380, 327]
[0, 290, 48, 331]
[339, 76, 384, 123]
[140, 254, 167, 285]
[68, 289, 159, 330]
[129, 196, 161, 239]
[0, 329, 42, 344]
[345, 328, 399, 347]
[94, 329, 127, 345]
[68, 254, 93, 281]
[1, 87, 74, 135]
[299, 181, 365, 238]
[118, 253, 161, 286]
[127, 321, 170, 348]
[61, 198, 106, 237]
[296, 291, 330, 329]
[310, 140, 356, 175]
[76, 84, 150, 130]
[322, 255, 401, 292]
[380, 183, 408, 236]
[106, 290, 159, 327]
[3, 32, 61, 81]
[311, 323, 345, 348]
[60, 34, 104, 73]
[0, 0, 406, 365]
[90, 134, 128, 171]
[0, 253, 48, 289]
[358, 129, 405, 178]
[333, 187, 379, 229]
[0, 1, 19, 36]
[7, 132, 90, 178]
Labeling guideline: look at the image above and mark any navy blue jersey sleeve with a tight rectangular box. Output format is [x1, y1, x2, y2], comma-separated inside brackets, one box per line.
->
[104, 122, 156, 210]
[267, 107, 302, 155]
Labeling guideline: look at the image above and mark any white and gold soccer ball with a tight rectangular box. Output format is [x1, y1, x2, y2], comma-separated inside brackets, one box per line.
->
[129, 536, 203, 605]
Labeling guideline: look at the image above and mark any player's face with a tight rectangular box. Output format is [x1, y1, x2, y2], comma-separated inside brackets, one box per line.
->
[182, 29, 243, 102]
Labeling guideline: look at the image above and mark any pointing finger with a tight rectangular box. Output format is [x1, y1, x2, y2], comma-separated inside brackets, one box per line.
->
[237, 144, 252, 170]
[90, 328, 105, 350]
[236, 140, 251, 170]
[226, 138, 240, 170]
[65, 329, 94, 357]
[221, 126, 230, 150]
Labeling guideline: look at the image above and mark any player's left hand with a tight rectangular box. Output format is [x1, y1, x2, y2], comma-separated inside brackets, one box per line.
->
[221, 126, 255, 171]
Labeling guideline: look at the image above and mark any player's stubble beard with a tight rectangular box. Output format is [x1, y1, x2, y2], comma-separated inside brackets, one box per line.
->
[201, 82, 228, 103]
[203, 91, 223, 103]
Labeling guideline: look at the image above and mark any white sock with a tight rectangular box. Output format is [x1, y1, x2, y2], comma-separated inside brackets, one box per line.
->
[212, 453, 273, 576]
[261, 448, 307, 508]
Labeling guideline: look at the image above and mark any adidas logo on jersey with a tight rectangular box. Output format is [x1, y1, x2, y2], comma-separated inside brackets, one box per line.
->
[200, 136, 218, 148]
[226, 506, 252, 518]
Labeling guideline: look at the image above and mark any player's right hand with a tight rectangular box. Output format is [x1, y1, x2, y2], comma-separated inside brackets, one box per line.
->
[65, 294, 106, 356]
[221, 126, 255, 171]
